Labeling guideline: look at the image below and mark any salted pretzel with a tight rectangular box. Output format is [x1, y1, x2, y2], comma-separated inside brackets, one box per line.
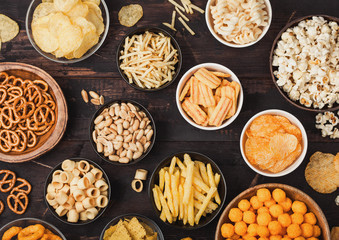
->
[0, 200, 4, 215]
[7, 192, 28, 214]
[0, 170, 17, 192]
[10, 177, 32, 195]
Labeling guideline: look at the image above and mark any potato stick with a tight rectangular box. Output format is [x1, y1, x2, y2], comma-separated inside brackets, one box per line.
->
[188, 190, 195, 226]
[164, 171, 175, 215]
[158, 186, 173, 223]
[194, 200, 217, 213]
[179, 184, 184, 220]
[162, 22, 177, 31]
[159, 168, 165, 191]
[169, 156, 177, 174]
[189, 3, 205, 13]
[187, 4, 193, 14]
[183, 161, 194, 204]
[160, 209, 166, 222]
[180, 0, 189, 13]
[171, 10, 176, 27]
[152, 186, 162, 211]
[175, 6, 190, 22]
[193, 188, 218, 210]
[168, 0, 185, 12]
[215, 173, 220, 186]
[196, 161, 209, 186]
[194, 187, 217, 224]
[181, 170, 210, 193]
[193, 165, 202, 180]
[179, 78, 192, 101]
[207, 163, 221, 204]
[183, 202, 188, 225]
[178, 17, 195, 36]
[171, 172, 179, 217]
[194, 184, 202, 192]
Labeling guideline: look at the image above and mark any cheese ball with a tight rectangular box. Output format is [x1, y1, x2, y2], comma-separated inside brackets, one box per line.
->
[243, 211, 256, 224]
[238, 199, 251, 212]
[270, 236, 282, 240]
[279, 198, 292, 212]
[258, 207, 270, 214]
[250, 196, 263, 209]
[313, 225, 321, 237]
[281, 236, 291, 240]
[257, 225, 270, 238]
[272, 189, 286, 203]
[247, 223, 258, 236]
[257, 188, 272, 202]
[287, 224, 302, 238]
[304, 212, 317, 225]
[258, 238, 269, 240]
[268, 221, 282, 235]
[229, 208, 243, 222]
[307, 238, 319, 240]
[278, 213, 292, 227]
[291, 213, 304, 224]
[243, 235, 257, 240]
[301, 223, 314, 238]
[292, 201, 307, 214]
[295, 237, 306, 240]
[235, 221, 248, 236]
[269, 204, 284, 218]
[221, 223, 235, 238]
[265, 199, 276, 208]
[257, 212, 272, 226]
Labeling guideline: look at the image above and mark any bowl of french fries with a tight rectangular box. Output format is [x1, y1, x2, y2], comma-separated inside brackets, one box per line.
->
[116, 26, 182, 91]
[176, 63, 243, 130]
[149, 152, 226, 229]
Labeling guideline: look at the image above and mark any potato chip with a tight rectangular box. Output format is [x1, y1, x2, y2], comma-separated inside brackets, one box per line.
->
[269, 143, 301, 173]
[58, 24, 83, 54]
[0, 14, 19, 43]
[305, 151, 339, 194]
[73, 30, 98, 58]
[85, 0, 100, 5]
[84, 1, 103, 20]
[269, 133, 298, 160]
[246, 115, 281, 139]
[118, 4, 143, 27]
[32, 24, 59, 53]
[274, 116, 302, 142]
[42, 0, 53, 2]
[48, 12, 71, 37]
[72, 16, 96, 34]
[66, 2, 89, 18]
[32, 3, 55, 22]
[86, 9, 104, 35]
[54, 0, 78, 12]
[245, 137, 274, 170]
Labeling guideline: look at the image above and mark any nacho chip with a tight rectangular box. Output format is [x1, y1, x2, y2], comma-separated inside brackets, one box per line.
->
[305, 151, 339, 194]
[118, 4, 143, 27]
[0, 14, 19, 42]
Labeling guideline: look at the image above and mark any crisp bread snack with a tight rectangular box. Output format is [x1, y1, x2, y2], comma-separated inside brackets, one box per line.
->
[126, 217, 146, 240]
[110, 220, 132, 240]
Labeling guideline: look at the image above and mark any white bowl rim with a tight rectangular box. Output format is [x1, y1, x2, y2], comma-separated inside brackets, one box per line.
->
[239, 109, 308, 177]
[176, 62, 244, 131]
[205, 0, 272, 48]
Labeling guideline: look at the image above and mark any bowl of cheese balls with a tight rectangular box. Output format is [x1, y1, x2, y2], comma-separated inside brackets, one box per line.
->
[215, 183, 330, 240]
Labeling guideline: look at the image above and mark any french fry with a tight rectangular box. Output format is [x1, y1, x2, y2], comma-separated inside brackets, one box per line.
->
[194, 199, 218, 214]
[159, 168, 165, 191]
[160, 209, 166, 222]
[194, 68, 221, 89]
[176, 157, 186, 171]
[207, 163, 221, 204]
[181, 167, 210, 193]
[183, 161, 194, 204]
[208, 97, 232, 126]
[164, 171, 175, 215]
[158, 185, 173, 223]
[194, 186, 217, 224]
[179, 184, 184, 220]
[183, 153, 193, 165]
[179, 78, 191, 101]
[183, 202, 188, 225]
[182, 98, 208, 126]
[188, 190, 195, 226]
[215, 173, 220, 186]
[196, 161, 209, 186]
[171, 171, 180, 217]
[169, 156, 177, 174]
[152, 185, 162, 211]
[193, 188, 219, 210]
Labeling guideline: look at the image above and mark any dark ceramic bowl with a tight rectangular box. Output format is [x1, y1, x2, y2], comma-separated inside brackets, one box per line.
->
[44, 158, 111, 225]
[89, 99, 156, 165]
[149, 151, 227, 230]
[269, 15, 339, 112]
[116, 26, 182, 91]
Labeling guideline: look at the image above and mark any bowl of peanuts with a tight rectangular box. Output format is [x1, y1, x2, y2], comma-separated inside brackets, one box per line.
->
[89, 99, 156, 165]
[215, 183, 330, 240]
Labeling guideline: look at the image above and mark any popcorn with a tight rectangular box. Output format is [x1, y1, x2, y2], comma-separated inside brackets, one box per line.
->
[273, 17, 339, 109]
[315, 111, 339, 139]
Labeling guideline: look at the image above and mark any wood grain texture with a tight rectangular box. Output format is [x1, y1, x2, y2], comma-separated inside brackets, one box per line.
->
[0, 0, 338, 239]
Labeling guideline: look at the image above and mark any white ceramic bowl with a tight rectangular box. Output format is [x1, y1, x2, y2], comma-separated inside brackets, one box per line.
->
[240, 109, 308, 177]
[176, 63, 243, 131]
[205, 0, 272, 48]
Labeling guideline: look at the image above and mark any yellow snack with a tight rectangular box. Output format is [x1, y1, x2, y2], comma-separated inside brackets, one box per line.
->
[278, 213, 291, 227]
[304, 212, 317, 225]
[229, 208, 243, 223]
[221, 223, 235, 238]
[265, 199, 276, 208]
[257, 225, 270, 238]
[250, 196, 263, 209]
[269, 204, 284, 218]
[301, 223, 313, 238]
[257, 188, 272, 202]
[291, 213, 304, 224]
[234, 221, 247, 236]
[281, 236, 291, 240]
[243, 211, 256, 224]
[295, 237, 306, 240]
[279, 198, 292, 212]
[247, 223, 258, 236]
[270, 236, 282, 240]
[287, 224, 302, 238]
[268, 221, 282, 235]
[258, 207, 270, 214]
[292, 201, 307, 214]
[272, 189, 286, 203]
[238, 199, 251, 212]
[313, 225, 321, 237]
[257, 212, 271, 226]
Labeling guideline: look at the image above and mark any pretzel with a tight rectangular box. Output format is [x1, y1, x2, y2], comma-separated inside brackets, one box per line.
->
[0, 200, 4, 215]
[0, 170, 17, 192]
[10, 177, 32, 195]
[0, 130, 20, 152]
[7, 192, 28, 214]
[12, 130, 27, 152]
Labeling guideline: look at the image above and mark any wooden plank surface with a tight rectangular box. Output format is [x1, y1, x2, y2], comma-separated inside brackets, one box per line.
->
[0, 0, 338, 239]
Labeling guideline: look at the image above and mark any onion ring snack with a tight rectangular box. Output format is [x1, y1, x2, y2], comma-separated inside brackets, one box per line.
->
[1, 224, 62, 240]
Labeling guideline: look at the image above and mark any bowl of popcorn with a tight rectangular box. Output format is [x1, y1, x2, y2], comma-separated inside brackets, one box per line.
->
[270, 15, 339, 112]
[205, 0, 272, 47]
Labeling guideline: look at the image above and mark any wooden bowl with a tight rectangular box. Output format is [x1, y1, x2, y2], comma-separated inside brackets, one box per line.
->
[0, 62, 68, 163]
[269, 15, 339, 112]
[215, 183, 330, 240]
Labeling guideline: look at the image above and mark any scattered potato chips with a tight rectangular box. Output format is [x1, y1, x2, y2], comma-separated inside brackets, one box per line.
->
[0, 14, 19, 43]
[305, 152, 339, 194]
[118, 4, 143, 27]
[244, 114, 303, 173]
[31, 0, 103, 59]
[179, 68, 241, 127]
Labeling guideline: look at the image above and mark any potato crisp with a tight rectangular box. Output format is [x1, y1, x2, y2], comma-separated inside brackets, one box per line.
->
[305, 152, 339, 194]
[118, 4, 143, 27]
[0, 14, 19, 48]
[245, 114, 302, 173]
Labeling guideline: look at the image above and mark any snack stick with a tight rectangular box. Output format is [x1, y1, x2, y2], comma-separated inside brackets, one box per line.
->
[194, 68, 221, 89]
[183, 153, 193, 165]
[194, 186, 217, 224]
[160, 209, 166, 222]
[207, 163, 221, 204]
[190, 76, 200, 104]
[179, 184, 184, 220]
[180, 0, 189, 13]
[181, 168, 210, 193]
[171, 172, 180, 217]
[164, 171, 175, 215]
[178, 17, 195, 36]
[226, 81, 240, 119]
[224, 86, 236, 118]
[169, 156, 177, 174]
[182, 98, 208, 125]
[183, 201, 188, 225]
[162, 22, 177, 31]
[211, 71, 231, 78]
[193, 165, 203, 181]
[175, 6, 189, 22]
[196, 161, 209, 186]
[208, 97, 232, 126]
[207, 106, 215, 119]
[176, 157, 187, 171]
[179, 78, 191, 101]
[198, 82, 207, 107]
[189, 3, 205, 13]
[198, 81, 216, 107]
[158, 187, 173, 223]
[193, 188, 218, 210]
[215, 173, 220, 186]
[168, 0, 185, 12]
[152, 186, 162, 211]
[159, 168, 165, 191]
[194, 199, 217, 213]
[188, 190, 195, 226]
[183, 161, 194, 204]
[171, 10, 176, 27]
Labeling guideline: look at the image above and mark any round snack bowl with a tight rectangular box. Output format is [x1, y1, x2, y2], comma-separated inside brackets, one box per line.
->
[0, 218, 67, 240]
[99, 213, 164, 240]
[215, 183, 330, 240]
[176, 63, 243, 131]
[205, 0, 272, 48]
[116, 26, 182, 91]
[240, 109, 308, 177]
[149, 151, 227, 230]
[44, 157, 111, 225]
[89, 99, 156, 165]
[269, 15, 339, 112]
[25, 0, 110, 64]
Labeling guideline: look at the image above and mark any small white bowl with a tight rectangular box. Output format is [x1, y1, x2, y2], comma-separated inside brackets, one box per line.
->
[240, 109, 308, 177]
[205, 0, 272, 48]
[176, 63, 243, 131]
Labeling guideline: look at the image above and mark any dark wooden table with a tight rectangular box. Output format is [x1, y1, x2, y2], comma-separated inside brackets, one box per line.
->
[0, 0, 338, 239]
